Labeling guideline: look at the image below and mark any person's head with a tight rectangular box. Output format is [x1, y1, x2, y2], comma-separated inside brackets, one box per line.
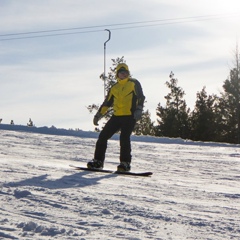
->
[116, 63, 130, 80]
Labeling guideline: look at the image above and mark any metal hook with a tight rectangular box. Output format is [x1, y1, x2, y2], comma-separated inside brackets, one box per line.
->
[103, 29, 111, 98]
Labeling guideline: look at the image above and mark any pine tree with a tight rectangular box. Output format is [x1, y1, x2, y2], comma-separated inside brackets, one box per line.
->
[134, 110, 156, 135]
[156, 72, 190, 138]
[190, 87, 219, 141]
[219, 47, 240, 143]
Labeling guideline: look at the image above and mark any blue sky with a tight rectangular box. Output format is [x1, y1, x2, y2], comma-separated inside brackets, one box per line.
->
[1, 0, 240, 130]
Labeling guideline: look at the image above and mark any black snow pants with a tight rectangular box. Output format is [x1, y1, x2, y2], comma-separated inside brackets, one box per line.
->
[94, 115, 136, 163]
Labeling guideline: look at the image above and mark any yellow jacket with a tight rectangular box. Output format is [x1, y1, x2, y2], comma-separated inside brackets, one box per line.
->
[99, 77, 145, 116]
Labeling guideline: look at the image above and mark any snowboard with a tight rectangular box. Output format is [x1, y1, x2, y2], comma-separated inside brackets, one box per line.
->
[69, 165, 153, 177]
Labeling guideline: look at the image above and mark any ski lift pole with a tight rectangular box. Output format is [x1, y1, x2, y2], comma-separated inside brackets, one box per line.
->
[103, 29, 111, 98]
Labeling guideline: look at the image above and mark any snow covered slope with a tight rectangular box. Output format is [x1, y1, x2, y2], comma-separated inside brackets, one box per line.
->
[0, 126, 240, 239]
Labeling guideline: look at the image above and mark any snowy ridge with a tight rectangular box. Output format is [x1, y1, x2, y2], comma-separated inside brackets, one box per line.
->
[1, 123, 239, 148]
[0, 126, 240, 239]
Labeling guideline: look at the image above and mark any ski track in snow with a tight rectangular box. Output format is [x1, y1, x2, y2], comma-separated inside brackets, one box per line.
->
[0, 128, 240, 240]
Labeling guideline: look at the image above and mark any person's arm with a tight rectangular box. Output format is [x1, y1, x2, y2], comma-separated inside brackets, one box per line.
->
[93, 89, 114, 125]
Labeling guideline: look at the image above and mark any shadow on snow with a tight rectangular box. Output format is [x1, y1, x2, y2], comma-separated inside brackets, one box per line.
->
[3, 171, 117, 190]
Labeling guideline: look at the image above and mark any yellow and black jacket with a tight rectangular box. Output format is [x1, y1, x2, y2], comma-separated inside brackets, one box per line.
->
[98, 77, 145, 117]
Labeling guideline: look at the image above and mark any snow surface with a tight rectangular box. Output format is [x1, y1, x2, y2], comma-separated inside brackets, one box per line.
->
[0, 124, 240, 240]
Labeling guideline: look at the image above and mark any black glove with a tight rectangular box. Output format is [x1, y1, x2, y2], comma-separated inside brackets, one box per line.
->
[134, 106, 143, 121]
[93, 112, 102, 126]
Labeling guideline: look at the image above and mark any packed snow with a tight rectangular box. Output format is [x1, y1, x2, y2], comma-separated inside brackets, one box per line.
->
[0, 124, 240, 240]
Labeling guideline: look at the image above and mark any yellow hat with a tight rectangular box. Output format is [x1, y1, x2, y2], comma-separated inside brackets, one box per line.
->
[116, 63, 129, 75]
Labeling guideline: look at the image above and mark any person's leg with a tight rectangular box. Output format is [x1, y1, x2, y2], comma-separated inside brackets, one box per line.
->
[94, 116, 120, 162]
[119, 116, 136, 163]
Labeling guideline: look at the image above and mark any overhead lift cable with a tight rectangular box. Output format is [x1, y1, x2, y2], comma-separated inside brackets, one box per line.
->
[0, 13, 239, 41]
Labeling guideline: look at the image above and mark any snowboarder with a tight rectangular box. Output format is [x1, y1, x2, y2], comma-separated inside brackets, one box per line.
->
[87, 63, 145, 172]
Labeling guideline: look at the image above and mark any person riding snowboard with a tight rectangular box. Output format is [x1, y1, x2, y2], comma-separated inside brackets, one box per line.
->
[87, 63, 145, 172]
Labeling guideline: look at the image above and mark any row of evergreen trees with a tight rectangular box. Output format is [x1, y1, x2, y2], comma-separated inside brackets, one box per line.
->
[88, 51, 240, 144]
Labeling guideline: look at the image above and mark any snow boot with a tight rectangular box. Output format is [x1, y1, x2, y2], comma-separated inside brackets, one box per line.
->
[87, 159, 104, 169]
[117, 162, 131, 172]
